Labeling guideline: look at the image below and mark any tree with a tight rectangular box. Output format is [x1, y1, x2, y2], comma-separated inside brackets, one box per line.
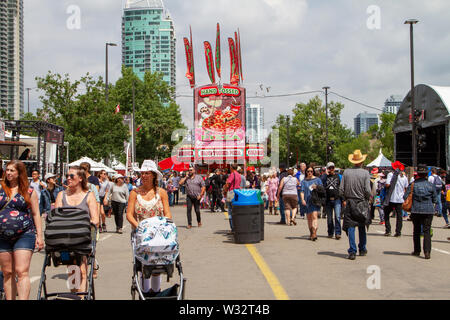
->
[272, 96, 353, 166]
[35, 72, 129, 162]
[109, 67, 186, 164]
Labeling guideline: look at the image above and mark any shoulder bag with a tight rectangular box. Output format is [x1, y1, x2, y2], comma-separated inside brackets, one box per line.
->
[402, 183, 414, 212]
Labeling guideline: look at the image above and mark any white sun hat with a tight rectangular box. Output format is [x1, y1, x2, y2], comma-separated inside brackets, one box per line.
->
[137, 160, 163, 180]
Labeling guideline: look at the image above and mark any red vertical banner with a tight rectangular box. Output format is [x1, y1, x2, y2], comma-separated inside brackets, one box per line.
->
[183, 37, 195, 88]
[228, 38, 238, 86]
[215, 23, 221, 79]
[190, 26, 195, 87]
[234, 31, 240, 84]
[238, 29, 243, 82]
[204, 41, 215, 84]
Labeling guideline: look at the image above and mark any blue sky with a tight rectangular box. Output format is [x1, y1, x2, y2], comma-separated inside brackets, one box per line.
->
[24, 0, 450, 130]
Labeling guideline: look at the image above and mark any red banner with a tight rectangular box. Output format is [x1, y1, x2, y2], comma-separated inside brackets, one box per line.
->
[228, 38, 239, 86]
[183, 37, 195, 88]
[215, 23, 221, 79]
[190, 26, 195, 87]
[204, 41, 215, 84]
[238, 29, 243, 82]
[234, 31, 240, 83]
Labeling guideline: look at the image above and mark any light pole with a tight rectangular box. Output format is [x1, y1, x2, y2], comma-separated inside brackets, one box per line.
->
[105, 43, 117, 102]
[286, 115, 290, 168]
[404, 19, 418, 169]
[323, 86, 330, 163]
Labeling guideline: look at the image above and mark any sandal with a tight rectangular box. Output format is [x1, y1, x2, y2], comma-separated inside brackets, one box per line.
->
[292, 220, 297, 226]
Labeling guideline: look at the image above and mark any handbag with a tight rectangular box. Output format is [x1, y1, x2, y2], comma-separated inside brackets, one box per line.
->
[402, 183, 414, 212]
[0, 194, 32, 240]
[373, 195, 381, 207]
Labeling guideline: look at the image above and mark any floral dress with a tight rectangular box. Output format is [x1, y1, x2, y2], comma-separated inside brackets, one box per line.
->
[0, 188, 35, 240]
[135, 192, 165, 223]
[267, 177, 279, 202]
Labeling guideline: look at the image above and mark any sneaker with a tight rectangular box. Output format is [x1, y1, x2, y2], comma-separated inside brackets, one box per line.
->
[394, 233, 401, 237]
[335, 235, 341, 240]
[359, 250, 368, 256]
[424, 252, 431, 259]
[411, 251, 420, 256]
[117, 228, 123, 234]
[384, 232, 391, 237]
[348, 253, 356, 260]
[379, 221, 385, 225]
[327, 235, 333, 239]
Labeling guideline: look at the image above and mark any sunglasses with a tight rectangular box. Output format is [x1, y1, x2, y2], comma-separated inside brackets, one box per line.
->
[307, 170, 313, 173]
[67, 174, 76, 179]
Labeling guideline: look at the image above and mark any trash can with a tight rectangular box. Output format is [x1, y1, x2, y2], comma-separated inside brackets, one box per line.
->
[232, 190, 264, 244]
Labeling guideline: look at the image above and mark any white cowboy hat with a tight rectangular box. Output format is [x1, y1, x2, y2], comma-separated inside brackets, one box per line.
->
[137, 160, 163, 180]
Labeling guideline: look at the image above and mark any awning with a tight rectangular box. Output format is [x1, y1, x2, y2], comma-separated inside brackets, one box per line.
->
[158, 156, 190, 172]
[366, 149, 392, 167]
[0, 140, 32, 147]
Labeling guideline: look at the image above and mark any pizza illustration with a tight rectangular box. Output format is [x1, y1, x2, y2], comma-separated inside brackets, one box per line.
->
[202, 105, 242, 133]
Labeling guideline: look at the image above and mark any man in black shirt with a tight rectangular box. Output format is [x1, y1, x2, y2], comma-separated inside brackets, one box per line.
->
[321, 162, 342, 239]
[211, 169, 225, 212]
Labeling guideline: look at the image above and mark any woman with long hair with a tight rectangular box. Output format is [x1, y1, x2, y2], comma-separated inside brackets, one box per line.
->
[0, 160, 43, 300]
[300, 165, 324, 241]
[54, 166, 99, 294]
[126, 160, 171, 297]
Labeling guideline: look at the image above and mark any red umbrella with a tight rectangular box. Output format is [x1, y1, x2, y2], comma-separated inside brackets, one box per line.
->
[158, 156, 190, 172]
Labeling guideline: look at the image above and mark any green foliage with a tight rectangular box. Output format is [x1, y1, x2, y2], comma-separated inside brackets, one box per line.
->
[108, 67, 186, 164]
[35, 72, 129, 163]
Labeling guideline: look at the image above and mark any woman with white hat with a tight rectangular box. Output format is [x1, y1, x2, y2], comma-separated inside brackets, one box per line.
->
[126, 160, 172, 297]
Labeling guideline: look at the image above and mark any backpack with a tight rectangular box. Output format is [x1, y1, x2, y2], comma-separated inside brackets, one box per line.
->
[44, 207, 92, 255]
[432, 175, 443, 190]
[134, 216, 179, 266]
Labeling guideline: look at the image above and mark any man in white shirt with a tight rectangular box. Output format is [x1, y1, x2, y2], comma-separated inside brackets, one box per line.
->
[384, 161, 409, 237]
[30, 170, 46, 208]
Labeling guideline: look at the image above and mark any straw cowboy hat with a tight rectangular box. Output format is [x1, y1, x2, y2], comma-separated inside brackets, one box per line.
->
[348, 150, 367, 164]
[137, 160, 163, 180]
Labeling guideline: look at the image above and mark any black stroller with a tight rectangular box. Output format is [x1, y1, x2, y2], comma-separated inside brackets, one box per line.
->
[37, 207, 97, 300]
[130, 224, 186, 300]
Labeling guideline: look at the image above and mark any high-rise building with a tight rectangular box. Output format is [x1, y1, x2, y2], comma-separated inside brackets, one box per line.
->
[383, 95, 403, 114]
[0, 0, 24, 120]
[354, 112, 378, 136]
[122, 0, 176, 87]
[246, 104, 265, 144]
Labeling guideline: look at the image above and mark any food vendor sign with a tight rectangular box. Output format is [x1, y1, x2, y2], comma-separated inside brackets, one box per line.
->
[194, 84, 246, 162]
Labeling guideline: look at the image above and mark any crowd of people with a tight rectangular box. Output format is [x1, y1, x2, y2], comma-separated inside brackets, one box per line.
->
[0, 150, 449, 299]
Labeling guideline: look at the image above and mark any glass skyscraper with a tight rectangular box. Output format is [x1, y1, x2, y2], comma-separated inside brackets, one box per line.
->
[0, 0, 24, 120]
[383, 95, 403, 114]
[122, 0, 176, 87]
[354, 112, 379, 136]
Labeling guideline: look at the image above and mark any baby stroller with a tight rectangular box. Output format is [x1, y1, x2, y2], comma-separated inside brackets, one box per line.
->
[130, 216, 186, 300]
[37, 207, 97, 300]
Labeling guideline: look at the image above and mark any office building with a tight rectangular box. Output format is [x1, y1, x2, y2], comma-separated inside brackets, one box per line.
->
[354, 112, 378, 136]
[122, 0, 176, 87]
[0, 0, 24, 119]
[383, 95, 402, 114]
[246, 104, 265, 143]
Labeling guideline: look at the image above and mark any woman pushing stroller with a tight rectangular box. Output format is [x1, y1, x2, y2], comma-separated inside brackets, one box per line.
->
[126, 160, 172, 297]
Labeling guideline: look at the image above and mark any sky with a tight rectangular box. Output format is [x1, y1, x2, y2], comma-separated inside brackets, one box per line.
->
[23, 0, 450, 132]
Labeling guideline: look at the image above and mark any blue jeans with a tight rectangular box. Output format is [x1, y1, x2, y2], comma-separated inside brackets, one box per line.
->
[443, 201, 449, 224]
[227, 202, 233, 230]
[325, 200, 342, 236]
[347, 225, 367, 254]
[435, 195, 443, 216]
[279, 197, 286, 223]
[168, 192, 174, 206]
[298, 190, 306, 217]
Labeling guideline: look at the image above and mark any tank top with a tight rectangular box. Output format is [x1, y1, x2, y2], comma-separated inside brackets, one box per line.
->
[282, 175, 298, 196]
[135, 190, 164, 222]
[62, 191, 91, 214]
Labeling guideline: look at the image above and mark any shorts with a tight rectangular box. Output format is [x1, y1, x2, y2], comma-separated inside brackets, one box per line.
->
[0, 232, 36, 253]
[306, 203, 321, 214]
[283, 195, 298, 210]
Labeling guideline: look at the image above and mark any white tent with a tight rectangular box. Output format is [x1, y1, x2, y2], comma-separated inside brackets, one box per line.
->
[367, 150, 392, 167]
[69, 157, 116, 173]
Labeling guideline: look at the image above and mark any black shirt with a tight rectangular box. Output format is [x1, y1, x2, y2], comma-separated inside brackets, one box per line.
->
[88, 175, 100, 187]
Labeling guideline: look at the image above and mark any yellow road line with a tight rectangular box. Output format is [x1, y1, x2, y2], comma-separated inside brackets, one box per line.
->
[223, 211, 289, 300]
[245, 244, 290, 300]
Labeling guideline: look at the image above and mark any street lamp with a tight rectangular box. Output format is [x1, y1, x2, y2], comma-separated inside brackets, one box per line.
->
[404, 19, 418, 168]
[323, 86, 330, 163]
[105, 42, 117, 102]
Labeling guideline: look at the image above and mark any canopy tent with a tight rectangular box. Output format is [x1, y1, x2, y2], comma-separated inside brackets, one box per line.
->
[68, 157, 116, 173]
[366, 150, 392, 167]
[158, 156, 190, 172]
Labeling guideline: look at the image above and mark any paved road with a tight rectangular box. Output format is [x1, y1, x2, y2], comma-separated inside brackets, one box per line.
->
[28, 197, 450, 300]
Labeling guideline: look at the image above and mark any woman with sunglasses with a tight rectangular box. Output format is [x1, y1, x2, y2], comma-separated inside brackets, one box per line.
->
[54, 166, 99, 294]
[0, 160, 43, 300]
[300, 166, 324, 241]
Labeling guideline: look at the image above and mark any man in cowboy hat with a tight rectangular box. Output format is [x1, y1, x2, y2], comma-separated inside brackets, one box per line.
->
[383, 160, 409, 237]
[339, 150, 372, 260]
